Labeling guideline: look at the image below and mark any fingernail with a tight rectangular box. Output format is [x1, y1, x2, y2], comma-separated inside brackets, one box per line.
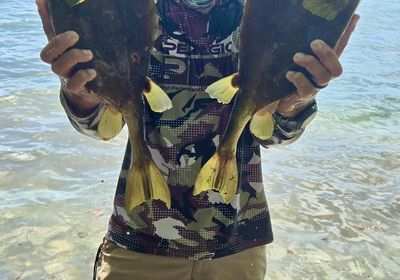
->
[293, 53, 304, 62]
[47, 42, 56, 54]
[311, 40, 323, 50]
[67, 31, 78, 40]
[286, 71, 294, 80]
[87, 69, 97, 77]
[83, 50, 93, 57]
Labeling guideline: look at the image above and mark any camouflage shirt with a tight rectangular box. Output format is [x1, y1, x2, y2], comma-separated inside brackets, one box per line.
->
[60, 0, 315, 260]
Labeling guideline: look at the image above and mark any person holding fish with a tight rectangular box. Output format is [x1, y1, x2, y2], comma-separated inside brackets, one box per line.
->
[37, 0, 360, 279]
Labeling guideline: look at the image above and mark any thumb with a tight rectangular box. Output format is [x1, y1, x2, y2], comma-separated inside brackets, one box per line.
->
[255, 100, 280, 117]
[264, 100, 280, 114]
[335, 14, 360, 58]
[36, 0, 55, 40]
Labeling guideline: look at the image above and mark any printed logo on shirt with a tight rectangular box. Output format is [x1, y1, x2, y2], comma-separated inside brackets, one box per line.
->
[161, 39, 233, 56]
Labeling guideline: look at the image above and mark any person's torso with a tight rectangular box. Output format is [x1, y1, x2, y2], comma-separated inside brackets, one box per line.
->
[106, 0, 273, 260]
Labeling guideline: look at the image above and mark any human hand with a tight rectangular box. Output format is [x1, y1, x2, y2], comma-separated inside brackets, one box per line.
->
[36, 0, 100, 109]
[276, 14, 361, 118]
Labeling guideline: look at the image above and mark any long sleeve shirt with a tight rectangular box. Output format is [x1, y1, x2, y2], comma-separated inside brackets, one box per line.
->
[60, 0, 316, 260]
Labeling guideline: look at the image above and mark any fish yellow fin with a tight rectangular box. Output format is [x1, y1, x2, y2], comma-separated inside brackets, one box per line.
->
[98, 106, 123, 140]
[303, 0, 349, 21]
[143, 78, 172, 113]
[250, 109, 276, 140]
[194, 153, 238, 203]
[125, 160, 171, 211]
[206, 73, 240, 104]
[66, 0, 86, 7]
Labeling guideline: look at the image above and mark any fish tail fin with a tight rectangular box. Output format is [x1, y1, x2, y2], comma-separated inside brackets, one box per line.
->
[206, 73, 240, 104]
[249, 107, 276, 140]
[194, 152, 238, 203]
[125, 160, 171, 211]
[143, 78, 172, 113]
[98, 106, 124, 140]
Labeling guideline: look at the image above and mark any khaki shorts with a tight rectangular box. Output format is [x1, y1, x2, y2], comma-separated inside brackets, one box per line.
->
[94, 239, 267, 280]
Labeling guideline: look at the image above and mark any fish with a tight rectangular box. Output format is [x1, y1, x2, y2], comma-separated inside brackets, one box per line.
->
[194, 0, 361, 203]
[47, 0, 173, 211]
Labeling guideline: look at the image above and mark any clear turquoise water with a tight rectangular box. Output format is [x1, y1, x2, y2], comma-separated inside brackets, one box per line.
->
[0, 1, 399, 279]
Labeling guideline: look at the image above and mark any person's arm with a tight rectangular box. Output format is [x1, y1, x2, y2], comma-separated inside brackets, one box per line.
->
[255, 100, 317, 147]
[59, 85, 125, 141]
[59, 86, 105, 139]
[254, 14, 360, 148]
[59, 81, 125, 140]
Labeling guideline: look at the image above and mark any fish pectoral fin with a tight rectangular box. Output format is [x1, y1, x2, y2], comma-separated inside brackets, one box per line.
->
[143, 78, 172, 113]
[303, 0, 349, 21]
[205, 73, 240, 104]
[194, 152, 238, 204]
[98, 106, 124, 140]
[125, 160, 171, 211]
[250, 108, 276, 140]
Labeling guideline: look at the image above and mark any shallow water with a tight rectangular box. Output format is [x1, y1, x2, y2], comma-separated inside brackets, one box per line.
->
[1, 0, 399, 279]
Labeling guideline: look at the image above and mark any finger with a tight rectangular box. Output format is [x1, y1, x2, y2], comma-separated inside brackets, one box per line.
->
[293, 53, 331, 86]
[335, 14, 360, 57]
[36, 0, 55, 40]
[311, 40, 343, 78]
[265, 100, 280, 114]
[286, 71, 318, 97]
[66, 69, 97, 92]
[257, 100, 280, 116]
[51, 49, 93, 77]
[40, 31, 79, 64]
[276, 93, 307, 118]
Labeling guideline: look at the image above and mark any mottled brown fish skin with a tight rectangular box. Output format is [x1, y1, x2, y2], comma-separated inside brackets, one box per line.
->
[48, 0, 170, 210]
[48, 0, 157, 106]
[239, 0, 360, 110]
